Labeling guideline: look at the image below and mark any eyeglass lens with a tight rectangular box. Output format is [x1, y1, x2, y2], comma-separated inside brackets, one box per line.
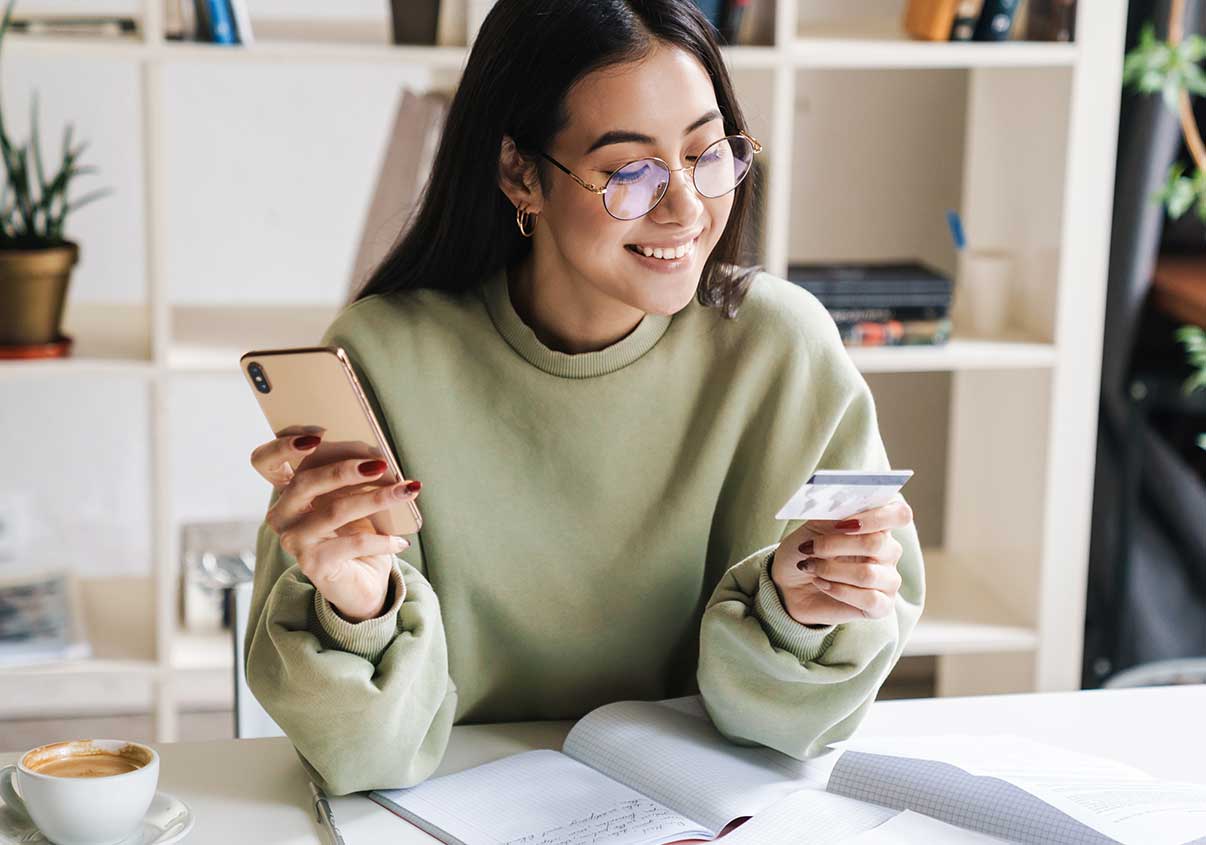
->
[602, 135, 755, 220]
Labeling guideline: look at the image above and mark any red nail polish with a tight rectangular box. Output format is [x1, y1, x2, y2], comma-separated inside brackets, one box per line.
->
[799, 540, 814, 555]
[835, 519, 861, 531]
[358, 459, 387, 476]
[293, 435, 320, 450]
[404, 480, 422, 493]
[796, 560, 808, 571]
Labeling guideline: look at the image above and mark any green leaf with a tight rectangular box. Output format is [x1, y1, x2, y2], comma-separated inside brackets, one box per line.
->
[62, 185, 114, 216]
[1183, 62, 1206, 97]
[1162, 78, 1183, 112]
[29, 92, 45, 183]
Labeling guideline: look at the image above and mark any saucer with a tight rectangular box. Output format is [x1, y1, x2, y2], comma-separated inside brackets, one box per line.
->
[0, 790, 194, 845]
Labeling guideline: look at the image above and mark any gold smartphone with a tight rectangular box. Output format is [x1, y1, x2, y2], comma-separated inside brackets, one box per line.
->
[239, 346, 422, 536]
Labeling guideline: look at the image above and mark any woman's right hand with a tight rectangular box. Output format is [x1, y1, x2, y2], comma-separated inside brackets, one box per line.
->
[250, 433, 421, 622]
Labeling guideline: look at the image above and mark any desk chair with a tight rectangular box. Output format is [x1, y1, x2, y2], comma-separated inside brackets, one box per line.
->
[232, 580, 286, 739]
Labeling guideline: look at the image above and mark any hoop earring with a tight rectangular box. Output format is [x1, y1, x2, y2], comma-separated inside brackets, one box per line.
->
[516, 205, 537, 238]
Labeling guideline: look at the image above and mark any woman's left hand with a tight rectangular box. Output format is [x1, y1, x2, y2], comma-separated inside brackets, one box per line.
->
[769, 495, 913, 627]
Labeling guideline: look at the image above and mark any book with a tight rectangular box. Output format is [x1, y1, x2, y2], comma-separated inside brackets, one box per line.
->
[1025, 0, 1076, 42]
[371, 697, 887, 845]
[691, 0, 725, 30]
[392, 0, 441, 46]
[735, 0, 775, 47]
[369, 697, 1206, 845]
[0, 569, 90, 667]
[902, 0, 961, 41]
[837, 318, 952, 347]
[785, 262, 954, 310]
[200, 0, 236, 44]
[227, 0, 253, 46]
[972, 0, 1022, 41]
[827, 306, 950, 323]
[7, 16, 136, 37]
[949, 0, 985, 40]
[718, 0, 751, 45]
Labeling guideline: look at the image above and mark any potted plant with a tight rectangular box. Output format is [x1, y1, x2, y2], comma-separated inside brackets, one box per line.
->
[0, 0, 111, 358]
[1122, 1, 1206, 448]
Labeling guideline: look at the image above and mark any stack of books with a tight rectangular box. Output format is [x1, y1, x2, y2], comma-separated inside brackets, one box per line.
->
[903, 0, 1076, 42]
[786, 261, 953, 348]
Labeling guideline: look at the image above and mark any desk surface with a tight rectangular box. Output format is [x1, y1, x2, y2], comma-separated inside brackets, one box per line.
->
[3, 686, 1203, 844]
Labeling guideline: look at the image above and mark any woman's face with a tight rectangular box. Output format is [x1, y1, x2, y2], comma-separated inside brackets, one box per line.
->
[535, 43, 736, 317]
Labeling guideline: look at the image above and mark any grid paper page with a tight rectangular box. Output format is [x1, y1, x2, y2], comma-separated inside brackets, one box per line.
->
[711, 788, 897, 844]
[829, 752, 1116, 845]
[834, 736, 1206, 845]
[371, 749, 710, 845]
[562, 699, 829, 835]
[843, 810, 1010, 843]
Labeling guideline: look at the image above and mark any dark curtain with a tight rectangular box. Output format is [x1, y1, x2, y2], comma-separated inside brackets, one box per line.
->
[1083, 0, 1206, 686]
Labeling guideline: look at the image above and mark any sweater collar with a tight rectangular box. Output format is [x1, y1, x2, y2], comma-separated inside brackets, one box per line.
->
[480, 265, 673, 379]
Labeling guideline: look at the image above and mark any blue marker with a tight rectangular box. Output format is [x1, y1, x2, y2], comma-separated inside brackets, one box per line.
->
[946, 209, 966, 251]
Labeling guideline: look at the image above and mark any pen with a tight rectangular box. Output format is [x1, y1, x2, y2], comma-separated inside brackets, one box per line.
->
[309, 781, 347, 845]
[945, 208, 966, 251]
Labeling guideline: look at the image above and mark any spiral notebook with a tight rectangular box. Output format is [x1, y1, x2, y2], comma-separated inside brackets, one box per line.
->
[369, 697, 1206, 845]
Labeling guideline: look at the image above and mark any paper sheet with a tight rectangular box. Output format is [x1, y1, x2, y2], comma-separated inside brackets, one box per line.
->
[844, 810, 1009, 843]
[711, 788, 897, 845]
[835, 735, 1206, 845]
[563, 699, 829, 834]
[372, 749, 710, 845]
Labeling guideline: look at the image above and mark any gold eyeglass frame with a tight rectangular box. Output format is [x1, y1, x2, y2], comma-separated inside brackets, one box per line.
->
[537, 129, 763, 221]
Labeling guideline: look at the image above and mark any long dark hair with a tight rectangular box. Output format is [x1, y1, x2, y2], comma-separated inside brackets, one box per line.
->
[353, 0, 763, 318]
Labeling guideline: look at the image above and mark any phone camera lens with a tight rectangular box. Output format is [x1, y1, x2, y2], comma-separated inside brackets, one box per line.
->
[248, 362, 271, 393]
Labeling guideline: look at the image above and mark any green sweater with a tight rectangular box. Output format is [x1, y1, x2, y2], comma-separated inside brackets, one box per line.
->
[245, 265, 925, 795]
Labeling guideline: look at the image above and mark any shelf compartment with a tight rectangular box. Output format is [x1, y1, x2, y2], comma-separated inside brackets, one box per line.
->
[793, 18, 1078, 69]
[169, 304, 339, 373]
[905, 548, 1038, 658]
[0, 303, 152, 378]
[0, 576, 159, 718]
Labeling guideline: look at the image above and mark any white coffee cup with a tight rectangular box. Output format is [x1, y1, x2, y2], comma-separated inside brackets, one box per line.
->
[0, 739, 159, 845]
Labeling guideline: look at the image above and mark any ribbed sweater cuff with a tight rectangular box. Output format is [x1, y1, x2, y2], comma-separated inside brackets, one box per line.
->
[754, 551, 838, 662]
[314, 559, 408, 663]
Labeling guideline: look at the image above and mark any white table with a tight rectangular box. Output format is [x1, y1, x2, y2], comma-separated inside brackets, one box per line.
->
[3, 686, 1204, 844]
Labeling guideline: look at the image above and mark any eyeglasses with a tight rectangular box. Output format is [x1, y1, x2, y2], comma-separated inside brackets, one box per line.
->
[537, 130, 762, 221]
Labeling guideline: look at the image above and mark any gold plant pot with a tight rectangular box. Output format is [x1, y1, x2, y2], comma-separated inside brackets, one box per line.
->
[0, 241, 80, 346]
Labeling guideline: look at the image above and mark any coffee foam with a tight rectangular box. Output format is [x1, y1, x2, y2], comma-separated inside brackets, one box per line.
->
[23, 740, 152, 779]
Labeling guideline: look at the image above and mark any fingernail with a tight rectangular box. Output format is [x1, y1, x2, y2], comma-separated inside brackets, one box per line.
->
[798, 540, 814, 555]
[404, 480, 422, 493]
[392, 482, 416, 499]
[294, 435, 321, 450]
[796, 559, 816, 572]
[359, 459, 387, 476]
[835, 519, 861, 531]
[390, 535, 409, 551]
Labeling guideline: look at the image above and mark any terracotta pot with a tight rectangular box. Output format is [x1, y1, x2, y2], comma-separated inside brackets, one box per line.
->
[0, 241, 80, 346]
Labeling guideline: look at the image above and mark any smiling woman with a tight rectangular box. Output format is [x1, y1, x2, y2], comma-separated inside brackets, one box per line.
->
[243, 0, 924, 798]
[355, 0, 763, 333]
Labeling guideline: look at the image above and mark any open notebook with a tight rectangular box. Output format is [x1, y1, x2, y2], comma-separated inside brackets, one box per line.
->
[369, 696, 1206, 845]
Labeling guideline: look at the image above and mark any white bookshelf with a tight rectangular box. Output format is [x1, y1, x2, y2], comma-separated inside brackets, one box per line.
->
[0, 0, 1126, 739]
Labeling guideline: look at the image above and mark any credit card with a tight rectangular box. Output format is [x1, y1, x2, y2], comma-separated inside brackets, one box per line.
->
[775, 470, 914, 521]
